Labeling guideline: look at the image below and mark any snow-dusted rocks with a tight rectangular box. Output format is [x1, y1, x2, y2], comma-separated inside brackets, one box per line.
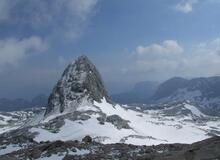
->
[1, 136, 220, 160]
[27, 99, 219, 146]
[152, 76, 220, 115]
[0, 108, 44, 134]
[45, 55, 111, 116]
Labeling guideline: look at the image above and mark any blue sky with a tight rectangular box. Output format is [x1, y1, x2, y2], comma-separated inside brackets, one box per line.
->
[0, 0, 220, 99]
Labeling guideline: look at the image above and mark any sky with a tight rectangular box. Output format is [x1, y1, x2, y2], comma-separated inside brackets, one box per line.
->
[0, 0, 220, 99]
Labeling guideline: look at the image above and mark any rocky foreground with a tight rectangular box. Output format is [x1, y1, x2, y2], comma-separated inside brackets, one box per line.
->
[0, 136, 219, 160]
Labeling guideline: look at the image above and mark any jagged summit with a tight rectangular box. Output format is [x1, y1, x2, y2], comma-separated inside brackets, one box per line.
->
[45, 55, 111, 116]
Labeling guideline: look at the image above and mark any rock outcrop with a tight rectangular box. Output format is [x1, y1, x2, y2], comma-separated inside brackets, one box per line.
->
[45, 55, 111, 116]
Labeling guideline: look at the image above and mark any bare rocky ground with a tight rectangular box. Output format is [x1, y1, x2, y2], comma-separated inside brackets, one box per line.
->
[0, 135, 219, 160]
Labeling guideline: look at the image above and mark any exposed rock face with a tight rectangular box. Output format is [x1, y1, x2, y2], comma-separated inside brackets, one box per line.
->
[106, 115, 131, 129]
[45, 55, 111, 116]
[82, 135, 92, 143]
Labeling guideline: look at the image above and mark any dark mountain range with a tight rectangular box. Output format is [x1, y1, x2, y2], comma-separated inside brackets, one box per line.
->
[152, 76, 220, 115]
[0, 94, 47, 112]
[152, 77, 188, 100]
[111, 81, 158, 104]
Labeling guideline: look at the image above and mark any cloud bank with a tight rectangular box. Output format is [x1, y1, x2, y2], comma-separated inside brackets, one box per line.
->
[135, 40, 183, 56]
[0, 36, 48, 68]
[123, 38, 220, 80]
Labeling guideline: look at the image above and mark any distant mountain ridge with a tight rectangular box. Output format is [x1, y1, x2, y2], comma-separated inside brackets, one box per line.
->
[152, 77, 188, 100]
[111, 81, 158, 104]
[152, 76, 220, 115]
[0, 94, 47, 111]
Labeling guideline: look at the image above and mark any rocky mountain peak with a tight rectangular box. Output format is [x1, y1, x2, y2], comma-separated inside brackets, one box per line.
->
[45, 55, 111, 116]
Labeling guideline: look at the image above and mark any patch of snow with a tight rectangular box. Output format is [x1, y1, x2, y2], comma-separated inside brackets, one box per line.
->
[0, 144, 22, 155]
[69, 148, 90, 155]
[184, 103, 206, 117]
[37, 154, 64, 160]
[43, 112, 66, 123]
[0, 114, 13, 122]
[0, 126, 19, 134]
[31, 118, 136, 144]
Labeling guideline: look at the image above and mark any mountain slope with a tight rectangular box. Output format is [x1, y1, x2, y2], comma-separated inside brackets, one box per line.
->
[112, 81, 158, 104]
[152, 76, 220, 115]
[0, 95, 47, 112]
[45, 55, 111, 116]
[29, 99, 220, 145]
[0, 99, 219, 146]
[152, 77, 188, 100]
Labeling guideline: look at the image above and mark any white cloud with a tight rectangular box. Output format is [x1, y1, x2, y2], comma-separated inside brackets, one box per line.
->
[180, 38, 220, 76]
[135, 40, 183, 56]
[124, 40, 184, 79]
[126, 38, 220, 80]
[0, 36, 48, 67]
[175, 0, 198, 13]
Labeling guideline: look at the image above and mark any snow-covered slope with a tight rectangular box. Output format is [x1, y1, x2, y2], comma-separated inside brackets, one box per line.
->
[27, 99, 220, 146]
[0, 108, 44, 134]
[183, 103, 206, 117]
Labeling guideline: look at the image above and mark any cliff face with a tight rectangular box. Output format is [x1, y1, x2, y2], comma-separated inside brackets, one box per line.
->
[45, 55, 111, 116]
